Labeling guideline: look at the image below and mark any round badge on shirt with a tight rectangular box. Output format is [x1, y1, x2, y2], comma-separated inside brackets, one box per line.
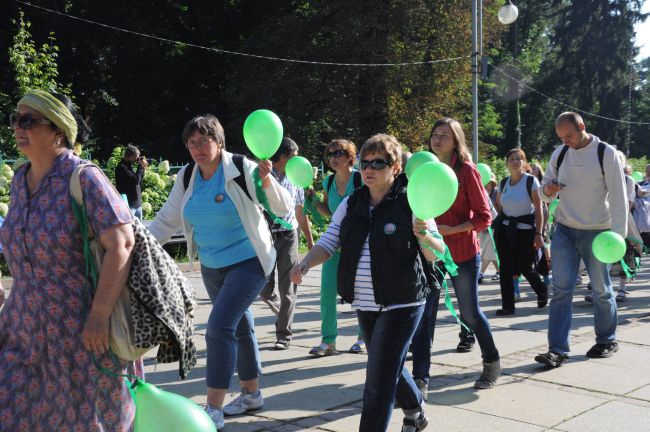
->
[383, 222, 397, 235]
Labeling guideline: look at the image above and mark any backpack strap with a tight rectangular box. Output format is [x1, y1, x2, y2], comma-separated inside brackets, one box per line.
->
[182, 162, 195, 191]
[556, 144, 569, 173]
[499, 177, 508, 193]
[597, 141, 606, 176]
[326, 174, 335, 194]
[353, 171, 362, 189]
[231, 154, 253, 201]
[526, 175, 534, 200]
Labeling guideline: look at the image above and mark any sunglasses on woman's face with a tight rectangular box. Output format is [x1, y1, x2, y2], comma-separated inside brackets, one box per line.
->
[360, 158, 393, 170]
[9, 112, 52, 130]
[326, 149, 347, 159]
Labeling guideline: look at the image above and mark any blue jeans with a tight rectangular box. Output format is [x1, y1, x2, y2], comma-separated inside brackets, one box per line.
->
[411, 287, 441, 384]
[548, 224, 617, 355]
[449, 254, 499, 362]
[202, 258, 267, 389]
[130, 206, 143, 220]
[357, 305, 425, 432]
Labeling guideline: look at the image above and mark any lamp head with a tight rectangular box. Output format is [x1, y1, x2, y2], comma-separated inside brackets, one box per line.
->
[498, 1, 519, 25]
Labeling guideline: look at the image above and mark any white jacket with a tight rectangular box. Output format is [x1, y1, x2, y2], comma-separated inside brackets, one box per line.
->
[149, 151, 293, 276]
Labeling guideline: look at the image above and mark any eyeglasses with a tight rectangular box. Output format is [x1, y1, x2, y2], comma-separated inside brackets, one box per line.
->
[326, 149, 347, 159]
[186, 136, 213, 149]
[360, 158, 393, 170]
[9, 112, 52, 130]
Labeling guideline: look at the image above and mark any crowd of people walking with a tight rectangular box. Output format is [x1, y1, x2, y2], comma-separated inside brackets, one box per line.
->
[0, 89, 647, 432]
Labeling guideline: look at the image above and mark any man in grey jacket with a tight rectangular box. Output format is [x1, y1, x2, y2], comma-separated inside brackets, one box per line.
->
[534, 112, 627, 368]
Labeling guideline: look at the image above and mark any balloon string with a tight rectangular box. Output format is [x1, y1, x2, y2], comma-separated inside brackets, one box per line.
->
[486, 226, 501, 268]
[91, 352, 142, 383]
[419, 232, 469, 332]
[252, 167, 293, 230]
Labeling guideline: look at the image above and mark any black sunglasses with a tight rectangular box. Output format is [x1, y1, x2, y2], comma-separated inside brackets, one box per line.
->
[360, 159, 393, 170]
[9, 112, 52, 130]
[326, 149, 347, 159]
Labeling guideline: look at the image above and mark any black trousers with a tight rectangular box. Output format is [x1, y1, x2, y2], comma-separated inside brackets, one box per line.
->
[496, 226, 548, 311]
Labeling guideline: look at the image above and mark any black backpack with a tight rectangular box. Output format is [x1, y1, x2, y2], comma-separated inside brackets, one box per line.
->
[556, 141, 606, 176]
[326, 171, 362, 195]
[499, 175, 535, 201]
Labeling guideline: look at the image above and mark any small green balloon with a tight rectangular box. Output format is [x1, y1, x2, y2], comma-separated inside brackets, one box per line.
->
[405, 151, 438, 179]
[285, 156, 313, 188]
[549, 199, 560, 216]
[407, 161, 458, 219]
[243, 110, 283, 160]
[476, 163, 492, 186]
[592, 231, 626, 264]
[134, 382, 217, 432]
[631, 171, 643, 183]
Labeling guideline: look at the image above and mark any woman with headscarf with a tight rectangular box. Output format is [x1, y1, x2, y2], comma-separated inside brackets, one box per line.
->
[0, 89, 135, 430]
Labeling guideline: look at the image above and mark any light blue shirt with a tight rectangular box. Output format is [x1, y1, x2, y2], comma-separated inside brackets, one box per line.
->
[183, 164, 257, 268]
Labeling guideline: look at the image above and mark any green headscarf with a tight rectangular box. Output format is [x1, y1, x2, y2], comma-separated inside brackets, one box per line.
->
[18, 89, 77, 146]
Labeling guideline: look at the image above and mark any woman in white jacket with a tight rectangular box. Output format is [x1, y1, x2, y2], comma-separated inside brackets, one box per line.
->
[149, 114, 291, 430]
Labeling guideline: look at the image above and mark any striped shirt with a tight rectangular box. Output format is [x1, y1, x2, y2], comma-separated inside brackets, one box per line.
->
[317, 196, 437, 312]
[271, 169, 304, 232]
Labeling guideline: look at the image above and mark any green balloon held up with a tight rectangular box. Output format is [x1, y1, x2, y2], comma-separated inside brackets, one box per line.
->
[592, 231, 626, 264]
[631, 171, 644, 183]
[405, 151, 438, 179]
[134, 381, 217, 432]
[285, 156, 313, 188]
[407, 161, 458, 219]
[476, 163, 492, 186]
[243, 110, 283, 160]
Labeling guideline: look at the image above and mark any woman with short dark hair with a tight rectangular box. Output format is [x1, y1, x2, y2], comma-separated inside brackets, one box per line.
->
[149, 114, 292, 429]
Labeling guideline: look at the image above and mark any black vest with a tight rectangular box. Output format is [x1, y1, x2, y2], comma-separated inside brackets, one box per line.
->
[337, 174, 431, 306]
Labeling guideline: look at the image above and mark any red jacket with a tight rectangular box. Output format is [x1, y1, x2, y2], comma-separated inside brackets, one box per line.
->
[435, 155, 492, 263]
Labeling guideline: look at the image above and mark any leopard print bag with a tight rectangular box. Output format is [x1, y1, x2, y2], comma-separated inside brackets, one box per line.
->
[70, 163, 197, 379]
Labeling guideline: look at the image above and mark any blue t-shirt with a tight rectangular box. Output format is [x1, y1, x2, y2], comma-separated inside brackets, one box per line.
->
[183, 164, 257, 269]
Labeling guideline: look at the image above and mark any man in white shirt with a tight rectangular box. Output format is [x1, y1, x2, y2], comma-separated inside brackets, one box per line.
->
[534, 112, 627, 368]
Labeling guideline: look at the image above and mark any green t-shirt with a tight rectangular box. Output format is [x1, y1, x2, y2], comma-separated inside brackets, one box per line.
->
[323, 170, 361, 214]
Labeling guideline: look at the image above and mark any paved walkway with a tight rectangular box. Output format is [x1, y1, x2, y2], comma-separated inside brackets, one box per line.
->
[140, 256, 650, 432]
[4, 257, 647, 431]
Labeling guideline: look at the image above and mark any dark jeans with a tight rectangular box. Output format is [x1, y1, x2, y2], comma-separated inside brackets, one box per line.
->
[449, 254, 499, 362]
[357, 305, 425, 432]
[202, 258, 267, 389]
[496, 227, 548, 311]
[260, 229, 299, 341]
[411, 286, 441, 384]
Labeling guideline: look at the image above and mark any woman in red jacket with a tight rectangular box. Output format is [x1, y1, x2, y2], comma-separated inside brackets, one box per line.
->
[429, 118, 501, 389]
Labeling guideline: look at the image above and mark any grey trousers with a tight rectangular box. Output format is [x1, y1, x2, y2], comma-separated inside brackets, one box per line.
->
[260, 229, 299, 341]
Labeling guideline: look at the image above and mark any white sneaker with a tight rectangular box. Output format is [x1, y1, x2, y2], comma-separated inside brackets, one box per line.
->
[205, 405, 225, 429]
[223, 388, 264, 416]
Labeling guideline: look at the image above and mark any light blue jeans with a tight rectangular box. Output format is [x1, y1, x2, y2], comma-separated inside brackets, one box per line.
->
[202, 258, 266, 389]
[548, 224, 617, 355]
[130, 206, 143, 220]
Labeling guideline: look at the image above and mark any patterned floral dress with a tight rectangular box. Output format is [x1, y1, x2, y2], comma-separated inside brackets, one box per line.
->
[0, 151, 135, 431]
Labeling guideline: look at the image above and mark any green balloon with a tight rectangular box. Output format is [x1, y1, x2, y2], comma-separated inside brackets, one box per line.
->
[592, 231, 626, 264]
[285, 156, 313, 188]
[548, 199, 560, 216]
[407, 161, 458, 219]
[405, 151, 438, 179]
[476, 163, 492, 186]
[243, 110, 283, 160]
[134, 382, 217, 432]
[631, 171, 644, 183]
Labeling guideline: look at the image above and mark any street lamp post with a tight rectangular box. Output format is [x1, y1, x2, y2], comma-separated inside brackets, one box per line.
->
[471, 0, 519, 162]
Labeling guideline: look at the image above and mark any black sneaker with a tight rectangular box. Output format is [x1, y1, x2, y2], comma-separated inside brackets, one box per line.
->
[456, 339, 475, 353]
[534, 351, 568, 368]
[496, 309, 515, 316]
[402, 412, 428, 432]
[586, 341, 619, 358]
[478, 273, 484, 284]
